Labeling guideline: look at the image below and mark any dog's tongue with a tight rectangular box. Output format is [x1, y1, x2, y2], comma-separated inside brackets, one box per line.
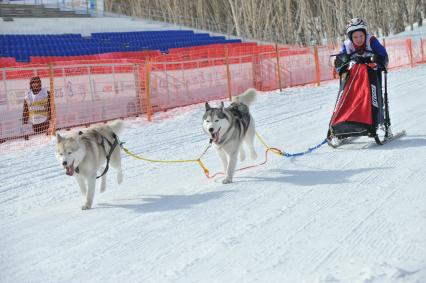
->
[65, 163, 74, 176]
[212, 131, 220, 143]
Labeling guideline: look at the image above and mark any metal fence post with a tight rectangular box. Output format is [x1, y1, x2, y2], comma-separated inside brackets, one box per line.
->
[145, 60, 152, 121]
[48, 63, 57, 135]
[275, 43, 282, 91]
[314, 46, 321, 86]
[406, 38, 414, 67]
[225, 46, 232, 101]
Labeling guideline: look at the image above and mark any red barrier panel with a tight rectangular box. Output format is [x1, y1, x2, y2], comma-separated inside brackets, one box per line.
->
[168, 42, 257, 54]
[97, 50, 161, 59]
[0, 57, 17, 68]
[30, 51, 161, 64]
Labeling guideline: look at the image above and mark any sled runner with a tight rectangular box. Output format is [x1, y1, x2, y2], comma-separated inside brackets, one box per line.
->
[327, 53, 405, 148]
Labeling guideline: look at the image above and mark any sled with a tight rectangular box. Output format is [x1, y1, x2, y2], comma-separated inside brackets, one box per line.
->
[327, 54, 405, 148]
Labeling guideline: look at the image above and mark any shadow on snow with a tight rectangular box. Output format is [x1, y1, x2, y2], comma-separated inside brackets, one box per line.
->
[96, 190, 230, 213]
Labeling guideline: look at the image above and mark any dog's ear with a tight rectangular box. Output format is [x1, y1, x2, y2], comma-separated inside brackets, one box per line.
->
[205, 102, 211, 111]
[75, 130, 84, 142]
[56, 132, 62, 142]
[220, 102, 224, 110]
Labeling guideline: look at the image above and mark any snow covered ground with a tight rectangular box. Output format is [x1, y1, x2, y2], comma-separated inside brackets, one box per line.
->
[1, 60, 426, 282]
[386, 19, 426, 40]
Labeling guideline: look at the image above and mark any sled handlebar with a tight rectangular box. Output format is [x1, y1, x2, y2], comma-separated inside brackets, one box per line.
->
[331, 52, 388, 73]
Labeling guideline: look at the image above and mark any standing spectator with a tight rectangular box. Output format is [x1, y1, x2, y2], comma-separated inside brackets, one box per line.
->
[22, 76, 51, 140]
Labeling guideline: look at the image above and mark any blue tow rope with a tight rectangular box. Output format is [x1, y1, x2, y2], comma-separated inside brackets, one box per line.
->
[282, 139, 328, 158]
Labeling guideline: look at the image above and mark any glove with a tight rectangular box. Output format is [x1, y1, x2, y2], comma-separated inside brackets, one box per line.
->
[334, 53, 350, 68]
[353, 56, 369, 64]
[334, 53, 350, 75]
[370, 54, 385, 66]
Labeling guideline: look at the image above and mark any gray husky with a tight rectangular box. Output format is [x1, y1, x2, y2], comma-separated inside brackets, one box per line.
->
[203, 88, 258, 184]
[55, 120, 124, 210]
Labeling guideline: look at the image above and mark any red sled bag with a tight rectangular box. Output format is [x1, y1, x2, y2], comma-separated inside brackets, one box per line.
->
[328, 63, 383, 139]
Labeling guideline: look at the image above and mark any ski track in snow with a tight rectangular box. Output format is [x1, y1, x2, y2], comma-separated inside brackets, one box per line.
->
[1, 64, 426, 283]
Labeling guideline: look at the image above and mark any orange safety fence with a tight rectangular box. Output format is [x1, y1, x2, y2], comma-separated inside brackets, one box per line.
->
[0, 37, 424, 150]
[0, 62, 143, 144]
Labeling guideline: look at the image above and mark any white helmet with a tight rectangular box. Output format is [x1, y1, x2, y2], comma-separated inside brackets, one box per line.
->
[346, 18, 367, 35]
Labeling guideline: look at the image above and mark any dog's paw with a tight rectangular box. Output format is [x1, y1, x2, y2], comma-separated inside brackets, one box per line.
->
[251, 151, 258, 160]
[81, 203, 92, 210]
[222, 177, 232, 184]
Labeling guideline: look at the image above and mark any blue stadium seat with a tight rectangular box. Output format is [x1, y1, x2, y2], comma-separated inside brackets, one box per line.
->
[0, 30, 242, 62]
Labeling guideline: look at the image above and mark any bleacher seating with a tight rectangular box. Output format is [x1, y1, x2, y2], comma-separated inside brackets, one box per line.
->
[0, 30, 242, 62]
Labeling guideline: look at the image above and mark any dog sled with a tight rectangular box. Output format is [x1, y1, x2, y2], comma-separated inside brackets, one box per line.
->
[326, 53, 405, 148]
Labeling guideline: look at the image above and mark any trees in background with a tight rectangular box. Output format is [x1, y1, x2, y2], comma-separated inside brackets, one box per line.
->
[105, 0, 426, 45]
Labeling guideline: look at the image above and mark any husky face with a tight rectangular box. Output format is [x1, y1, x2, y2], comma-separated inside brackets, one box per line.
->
[202, 102, 230, 144]
[55, 133, 85, 176]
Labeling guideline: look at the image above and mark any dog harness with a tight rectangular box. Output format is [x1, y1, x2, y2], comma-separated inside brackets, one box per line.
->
[75, 133, 119, 179]
[228, 102, 251, 135]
